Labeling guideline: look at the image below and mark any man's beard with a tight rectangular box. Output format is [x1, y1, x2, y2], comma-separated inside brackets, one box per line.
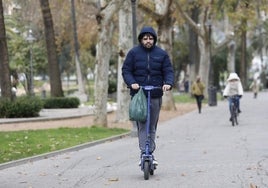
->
[143, 42, 153, 48]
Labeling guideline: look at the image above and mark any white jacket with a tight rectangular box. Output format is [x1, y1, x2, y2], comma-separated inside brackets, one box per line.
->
[223, 80, 243, 96]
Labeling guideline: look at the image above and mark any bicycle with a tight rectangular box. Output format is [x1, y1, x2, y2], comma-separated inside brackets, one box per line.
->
[140, 85, 161, 180]
[229, 95, 239, 126]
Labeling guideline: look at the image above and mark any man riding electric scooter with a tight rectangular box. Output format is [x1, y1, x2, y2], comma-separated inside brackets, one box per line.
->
[122, 26, 174, 173]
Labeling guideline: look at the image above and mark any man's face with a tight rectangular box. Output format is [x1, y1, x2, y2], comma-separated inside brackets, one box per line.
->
[141, 34, 154, 49]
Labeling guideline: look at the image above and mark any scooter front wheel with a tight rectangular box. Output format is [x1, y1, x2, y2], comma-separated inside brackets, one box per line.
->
[144, 161, 150, 180]
[150, 169, 154, 175]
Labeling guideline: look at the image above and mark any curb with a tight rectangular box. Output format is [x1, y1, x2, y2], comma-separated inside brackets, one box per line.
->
[0, 113, 91, 124]
[0, 132, 131, 170]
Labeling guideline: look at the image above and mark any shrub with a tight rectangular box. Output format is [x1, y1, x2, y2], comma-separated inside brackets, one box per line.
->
[0, 98, 11, 118]
[43, 97, 80, 109]
[0, 96, 44, 118]
[108, 80, 117, 94]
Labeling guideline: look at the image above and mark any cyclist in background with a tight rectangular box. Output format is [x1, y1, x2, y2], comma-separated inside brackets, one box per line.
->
[223, 73, 244, 120]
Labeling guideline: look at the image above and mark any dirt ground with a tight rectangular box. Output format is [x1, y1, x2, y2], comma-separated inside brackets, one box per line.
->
[108, 103, 196, 129]
[0, 103, 197, 132]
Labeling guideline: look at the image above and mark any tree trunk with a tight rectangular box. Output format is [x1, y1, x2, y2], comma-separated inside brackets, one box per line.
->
[116, 0, 132, 123]
[239, 2, 249, 89]
[94, 1, 122, 127]
[175, 1, 211, 96]
[94, 40, 110, 126]
[188, 5, 199, 91]
[224, 12, 236, 73]
[157, 25, 176, 110]
[0, 0, 12, 99]
[238, 15, 248, 87]
[39, 0, 63, 97]
[227, 41, 236, 73]
[154, 0, 176, 111]
[198, 35, 210, 97]
[240, 27, 247, 87]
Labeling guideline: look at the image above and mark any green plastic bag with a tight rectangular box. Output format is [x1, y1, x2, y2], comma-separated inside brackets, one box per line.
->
[129, 87, 147, 122]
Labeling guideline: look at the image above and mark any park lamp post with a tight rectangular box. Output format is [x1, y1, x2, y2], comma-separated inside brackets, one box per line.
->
[130, 0, 138, 137]
[206, 18, 213, 105]
[206, 18, 217, 106]
[26, 29, 36, 96]
[206, 18, 213, 86]
[131, 0, 137, 45]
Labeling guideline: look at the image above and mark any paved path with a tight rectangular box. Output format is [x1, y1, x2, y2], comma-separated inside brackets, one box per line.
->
[0, 92, 268, 188]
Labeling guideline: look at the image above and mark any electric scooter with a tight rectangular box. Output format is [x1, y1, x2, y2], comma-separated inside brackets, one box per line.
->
[140, 85, 161, 180]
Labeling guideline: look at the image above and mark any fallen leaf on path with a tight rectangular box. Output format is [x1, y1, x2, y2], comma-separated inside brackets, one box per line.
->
[108, 177, 119, 181]
[250, 183, 257, 188]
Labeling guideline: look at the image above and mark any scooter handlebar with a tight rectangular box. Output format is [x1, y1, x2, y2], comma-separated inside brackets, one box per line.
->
[142, 86, 162, 91]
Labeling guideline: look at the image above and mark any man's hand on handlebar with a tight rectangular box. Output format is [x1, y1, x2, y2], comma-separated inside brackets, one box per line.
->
[131, 83, 140, 90]
[162, 84, 171, 91]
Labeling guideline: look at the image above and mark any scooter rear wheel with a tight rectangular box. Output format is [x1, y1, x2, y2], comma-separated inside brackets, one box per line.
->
[144, 161, 150, 180]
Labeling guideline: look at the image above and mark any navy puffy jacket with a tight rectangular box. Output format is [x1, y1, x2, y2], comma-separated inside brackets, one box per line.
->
[122, 26, 174, 98]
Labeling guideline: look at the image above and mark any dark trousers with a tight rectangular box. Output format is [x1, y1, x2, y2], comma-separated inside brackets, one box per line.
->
[228, 97, 240, 115]
[137, 98, 162, 154]
[194, 95, 203, 113]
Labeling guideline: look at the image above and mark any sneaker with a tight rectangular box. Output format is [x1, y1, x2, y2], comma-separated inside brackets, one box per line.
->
[151, 153, 158, 165]
[139, 158, 158, 166]
[153, 159, 158, 166]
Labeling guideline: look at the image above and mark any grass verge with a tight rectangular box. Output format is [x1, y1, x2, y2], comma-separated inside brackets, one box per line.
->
[0, 126, 129, 164]
[0, 93, 199, 165]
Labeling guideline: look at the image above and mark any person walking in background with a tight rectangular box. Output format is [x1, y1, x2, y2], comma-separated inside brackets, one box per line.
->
[223, 73, 243, 120]
[122, 26, 174, 166]
[191, 76, 205, 113]
[184, 76, 189, 93]
[249, 78, 260, 98]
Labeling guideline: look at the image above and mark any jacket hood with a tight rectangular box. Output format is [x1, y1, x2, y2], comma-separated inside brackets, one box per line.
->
[227, 73, 240, 81]
[138, 26, 157, 45]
